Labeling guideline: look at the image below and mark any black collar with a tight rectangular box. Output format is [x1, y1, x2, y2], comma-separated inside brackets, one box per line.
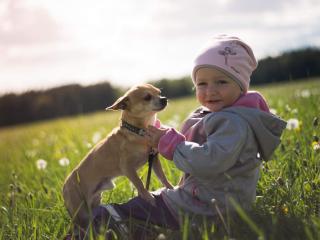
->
[121, 120, 146, 136]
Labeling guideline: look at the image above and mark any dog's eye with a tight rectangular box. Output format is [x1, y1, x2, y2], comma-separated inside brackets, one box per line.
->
[144, 94, 152, 101]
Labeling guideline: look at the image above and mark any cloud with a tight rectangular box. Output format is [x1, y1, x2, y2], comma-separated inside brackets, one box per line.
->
[0, 0, 101, 75]
[148, 0, 320, 58]
[0, 0, 319, 94]
[0, 0, 63, 47]
[0, 0, 73, 68]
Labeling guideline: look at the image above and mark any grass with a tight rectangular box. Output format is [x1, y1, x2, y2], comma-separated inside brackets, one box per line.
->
[0, 78, 319, 239]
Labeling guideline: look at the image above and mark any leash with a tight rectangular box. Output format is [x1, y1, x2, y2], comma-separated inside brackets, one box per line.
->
[146, 150, 157, 190]
[121, 120, 156, 190]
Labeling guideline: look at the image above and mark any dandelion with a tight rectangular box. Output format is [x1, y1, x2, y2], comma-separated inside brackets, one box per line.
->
[312, 141, 320, 151]
[286, 118, 300, 130]
[285, 104, 291, 112]
[282, 204, 289, 215]
[25, 149, 37, 158]
[59, 157, 70, 166]
[84, 141, 92, 149]
[270, 108, 277, 115]
[36, 159, 47, 170]
[156, 233, 167, 240]
[92, 131, 102, 144]
[313, 117, 319, 127]
[300, 89, 311, 98]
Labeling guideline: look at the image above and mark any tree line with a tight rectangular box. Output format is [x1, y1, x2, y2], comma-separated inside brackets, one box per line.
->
[251, 47, 320, 84]
[0, 82, 121, 127]
[0, 47, 319, 127]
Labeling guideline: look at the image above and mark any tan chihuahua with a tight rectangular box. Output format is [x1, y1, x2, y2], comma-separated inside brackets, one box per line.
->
[63, 84, 173, 229]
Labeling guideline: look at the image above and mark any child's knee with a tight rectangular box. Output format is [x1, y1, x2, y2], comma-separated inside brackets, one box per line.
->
[92, 205, 110, 226]
[92, 205, 129, 239]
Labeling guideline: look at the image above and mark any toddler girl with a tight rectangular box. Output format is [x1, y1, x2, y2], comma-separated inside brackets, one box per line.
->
[90, 35, 287, 239]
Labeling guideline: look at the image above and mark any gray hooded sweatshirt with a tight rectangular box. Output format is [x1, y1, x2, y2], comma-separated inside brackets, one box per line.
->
[161, 106, 287, 219]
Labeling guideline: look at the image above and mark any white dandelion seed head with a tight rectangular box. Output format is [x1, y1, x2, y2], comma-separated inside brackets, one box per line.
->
[84, 141, 92, 149]
[313, 143, 320, 151]
[270, 108, 277, 115]
[36, 159, 47, 170]
[26, 149, 37, 158]
[156, 233, 167, 240]
[59, 157, 70, 166]
[286, 118, 300, 130]
[92, 131, 102, 144]
[285, 104, 291, 112]
[300, 89, 311, 98]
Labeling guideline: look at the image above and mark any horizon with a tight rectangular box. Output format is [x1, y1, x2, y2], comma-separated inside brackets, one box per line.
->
[1, 0, 319, 95]
[0, 46, 318, 97]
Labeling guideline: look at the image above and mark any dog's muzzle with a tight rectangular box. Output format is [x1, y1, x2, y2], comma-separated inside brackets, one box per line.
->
[160, 96, 167, 107]
[154, 96, 167, 111]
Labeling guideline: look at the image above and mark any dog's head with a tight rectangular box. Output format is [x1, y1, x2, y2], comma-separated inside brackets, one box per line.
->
[106, 84, 167, 118]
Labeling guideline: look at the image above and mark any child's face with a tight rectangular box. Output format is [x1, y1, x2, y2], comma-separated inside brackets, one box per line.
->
[195, 67, 242, 112]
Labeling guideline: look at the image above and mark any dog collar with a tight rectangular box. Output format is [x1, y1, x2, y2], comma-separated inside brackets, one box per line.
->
[121, 120, 146, 136]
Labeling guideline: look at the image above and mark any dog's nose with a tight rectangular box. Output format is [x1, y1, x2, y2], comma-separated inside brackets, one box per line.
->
[160, 96, 167, 106]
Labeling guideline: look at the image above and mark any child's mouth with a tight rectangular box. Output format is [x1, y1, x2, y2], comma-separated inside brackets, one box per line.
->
[208, 100, 220, 104]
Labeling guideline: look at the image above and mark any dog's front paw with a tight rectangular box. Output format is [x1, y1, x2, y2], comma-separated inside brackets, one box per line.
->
[139, 191, 156, 206]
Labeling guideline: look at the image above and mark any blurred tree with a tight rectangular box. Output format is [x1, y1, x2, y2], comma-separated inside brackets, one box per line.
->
[0, 47, 319, 127]
[0, 82, 121, 127]
[251, 47, 320, 84]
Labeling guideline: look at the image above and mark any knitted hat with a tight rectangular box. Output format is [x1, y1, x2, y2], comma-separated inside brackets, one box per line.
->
[192, 34, 257, 93]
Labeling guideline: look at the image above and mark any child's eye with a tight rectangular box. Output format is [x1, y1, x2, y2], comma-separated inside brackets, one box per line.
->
[196, 82, 207, 86]
[217, 80, 228, 84]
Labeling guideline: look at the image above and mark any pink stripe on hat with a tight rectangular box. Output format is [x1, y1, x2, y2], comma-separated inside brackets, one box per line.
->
[192, 34, 257, 93]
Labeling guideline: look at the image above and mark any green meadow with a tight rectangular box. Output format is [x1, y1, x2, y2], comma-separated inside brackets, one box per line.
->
[0, 78, 319, 239]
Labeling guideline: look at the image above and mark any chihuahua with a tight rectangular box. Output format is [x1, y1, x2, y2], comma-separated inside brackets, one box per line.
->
[63, 84, 173, 229]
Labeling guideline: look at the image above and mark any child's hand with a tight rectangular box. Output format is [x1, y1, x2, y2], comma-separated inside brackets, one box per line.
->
[146, 125, 168, 148]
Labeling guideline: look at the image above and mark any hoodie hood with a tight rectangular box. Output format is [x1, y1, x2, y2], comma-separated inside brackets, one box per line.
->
[224, 107, 287, 161]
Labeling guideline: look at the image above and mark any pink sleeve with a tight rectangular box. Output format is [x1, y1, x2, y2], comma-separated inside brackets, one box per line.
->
[233, 91, 270, 113]
[158, 128, 186, 160]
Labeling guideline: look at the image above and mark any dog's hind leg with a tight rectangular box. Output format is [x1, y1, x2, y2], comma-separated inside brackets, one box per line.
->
[89, 178, 114, 209]
[64, 188, 90, 229]
[94, 178, 115, 192]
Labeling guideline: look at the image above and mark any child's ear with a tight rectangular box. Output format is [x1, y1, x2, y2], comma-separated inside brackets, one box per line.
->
[106, 96, 128, 111]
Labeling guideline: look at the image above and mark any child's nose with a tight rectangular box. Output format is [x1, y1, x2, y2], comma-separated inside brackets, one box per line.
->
[206, 84, 218, 94]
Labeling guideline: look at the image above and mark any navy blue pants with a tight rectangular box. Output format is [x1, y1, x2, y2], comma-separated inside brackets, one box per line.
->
[92, 193, 179, 239]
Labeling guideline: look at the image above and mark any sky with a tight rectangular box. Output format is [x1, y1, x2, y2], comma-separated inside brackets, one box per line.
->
[0, 0, 319, 95]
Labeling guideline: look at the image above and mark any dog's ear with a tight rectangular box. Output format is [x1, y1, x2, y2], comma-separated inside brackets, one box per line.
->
[106, 96, 128, 111]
